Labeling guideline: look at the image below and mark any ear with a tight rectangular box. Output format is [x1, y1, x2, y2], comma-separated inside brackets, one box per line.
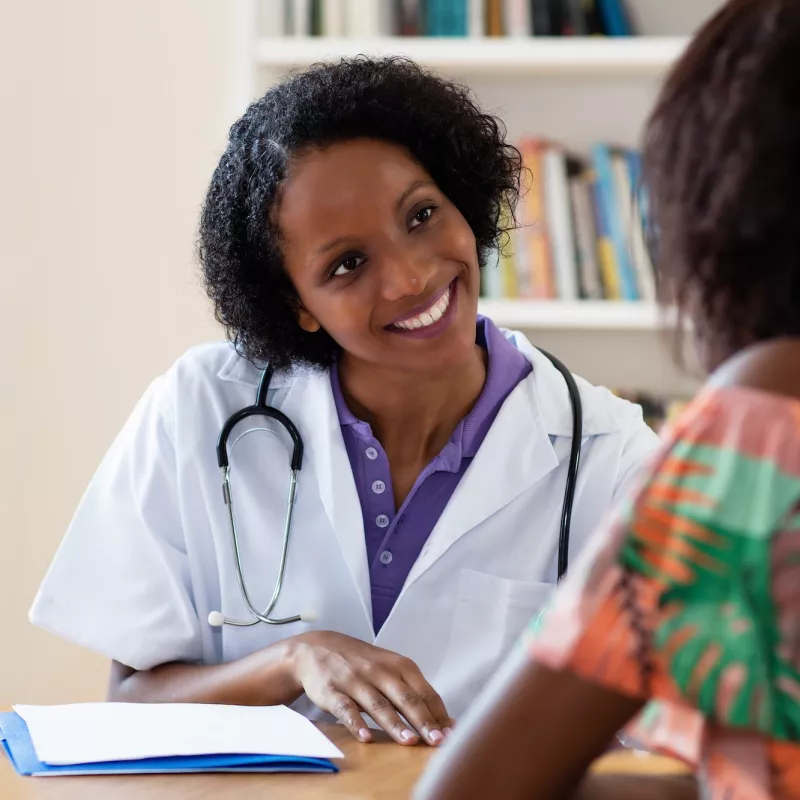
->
[296, 303, 322, 333]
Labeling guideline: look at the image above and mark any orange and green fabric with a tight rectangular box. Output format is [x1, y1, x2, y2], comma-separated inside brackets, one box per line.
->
[528, 386, 800, 800]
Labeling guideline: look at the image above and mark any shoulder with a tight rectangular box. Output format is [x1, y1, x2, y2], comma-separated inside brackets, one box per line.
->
[709, 338, 800, 402]
[499, 325, 653, 439]
[149, 342, 315, 435]
[165, 341, 307, 394]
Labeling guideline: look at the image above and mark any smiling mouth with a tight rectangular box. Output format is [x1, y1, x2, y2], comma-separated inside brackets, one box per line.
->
[388, 282, 454, 331]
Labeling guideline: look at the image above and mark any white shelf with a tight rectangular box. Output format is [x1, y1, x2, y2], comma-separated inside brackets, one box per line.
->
[256, 37, 687, 76]
[478, 300, 673, 330]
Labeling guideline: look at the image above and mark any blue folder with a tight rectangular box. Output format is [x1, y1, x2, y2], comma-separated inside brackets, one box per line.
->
[0, 712, 338, 776]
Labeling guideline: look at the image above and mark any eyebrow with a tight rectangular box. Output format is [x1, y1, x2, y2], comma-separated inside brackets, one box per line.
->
[313, 179, 436, 257]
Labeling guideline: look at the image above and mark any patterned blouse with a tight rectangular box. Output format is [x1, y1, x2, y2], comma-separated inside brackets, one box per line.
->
[528, 387, 800, 800]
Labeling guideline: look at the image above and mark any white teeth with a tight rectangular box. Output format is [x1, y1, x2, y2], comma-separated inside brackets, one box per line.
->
[392, 286, 452, 331]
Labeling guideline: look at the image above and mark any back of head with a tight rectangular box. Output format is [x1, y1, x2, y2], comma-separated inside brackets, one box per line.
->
[644, 0, 800, 363]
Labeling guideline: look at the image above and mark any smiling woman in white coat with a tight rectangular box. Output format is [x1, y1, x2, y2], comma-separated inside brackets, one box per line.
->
[30, 57, 658, 749]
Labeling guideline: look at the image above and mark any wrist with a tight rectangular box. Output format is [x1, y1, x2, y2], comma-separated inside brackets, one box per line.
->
[244, 636, 305, 706]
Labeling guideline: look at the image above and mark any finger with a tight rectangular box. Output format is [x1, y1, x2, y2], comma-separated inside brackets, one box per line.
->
[398, 658, 454, 738]
[348, 684, 420, 746]
[378, 678, 446, 747]
[325, 690, 373, 743]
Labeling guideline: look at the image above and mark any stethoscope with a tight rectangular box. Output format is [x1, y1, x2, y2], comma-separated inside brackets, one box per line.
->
[208, 349, 582, 629]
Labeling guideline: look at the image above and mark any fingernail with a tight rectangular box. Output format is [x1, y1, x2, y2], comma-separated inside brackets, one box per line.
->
[428, 729, 444, 745]
[443, 727, 454, 738]
[401, 729, 418, 743]
[358, 728, 371, 742]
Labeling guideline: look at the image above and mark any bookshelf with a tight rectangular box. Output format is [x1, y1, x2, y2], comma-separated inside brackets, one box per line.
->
[239, 0, 725, 397]
[477, 299, 670, 331]
[255, 36, 687, 76]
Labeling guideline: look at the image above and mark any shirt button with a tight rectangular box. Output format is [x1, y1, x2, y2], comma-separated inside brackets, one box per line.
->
[376, 514, 390, 528]
[379, 550, 393, 565]
[372, 480, 386, 494]
[365, 447, 378, 460]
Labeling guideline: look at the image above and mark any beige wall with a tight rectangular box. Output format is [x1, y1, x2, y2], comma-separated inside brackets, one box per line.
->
[0, 1, 239, 705]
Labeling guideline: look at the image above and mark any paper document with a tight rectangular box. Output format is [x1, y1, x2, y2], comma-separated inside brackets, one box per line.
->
[13, 703, 344, 766]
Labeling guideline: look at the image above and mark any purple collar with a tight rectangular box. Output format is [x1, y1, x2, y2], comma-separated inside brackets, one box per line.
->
[330, 316, 532, 472]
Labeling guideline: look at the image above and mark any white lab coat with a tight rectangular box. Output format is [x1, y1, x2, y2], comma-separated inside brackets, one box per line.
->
[30, 327, 658, 722]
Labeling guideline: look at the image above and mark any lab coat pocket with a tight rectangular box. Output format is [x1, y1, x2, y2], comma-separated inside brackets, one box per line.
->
[437, 569, 554, 711]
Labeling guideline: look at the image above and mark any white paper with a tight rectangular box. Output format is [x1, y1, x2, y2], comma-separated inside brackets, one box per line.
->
[14, 703, 344, 766]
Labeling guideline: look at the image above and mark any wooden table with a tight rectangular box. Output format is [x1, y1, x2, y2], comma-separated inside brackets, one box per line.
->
[1, 723, 690, 799]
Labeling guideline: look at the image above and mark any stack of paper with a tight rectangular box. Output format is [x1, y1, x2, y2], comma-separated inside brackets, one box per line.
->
[0, 703, 343, 776]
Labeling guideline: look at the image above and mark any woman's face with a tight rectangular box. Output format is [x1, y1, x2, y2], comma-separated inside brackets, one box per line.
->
[277, 138, 481, 374]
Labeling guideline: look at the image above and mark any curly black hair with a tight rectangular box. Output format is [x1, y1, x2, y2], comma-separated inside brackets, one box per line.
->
[644, 0, 800, 359]
[198, 56, 521, 371]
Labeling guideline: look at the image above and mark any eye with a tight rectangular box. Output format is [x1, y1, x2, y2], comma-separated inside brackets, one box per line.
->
[331, 253, 366, 277]
[409, 206, 436, 229]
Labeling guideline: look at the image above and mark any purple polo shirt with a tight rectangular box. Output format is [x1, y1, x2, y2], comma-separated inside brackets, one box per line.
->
[330, 316, 533, 633]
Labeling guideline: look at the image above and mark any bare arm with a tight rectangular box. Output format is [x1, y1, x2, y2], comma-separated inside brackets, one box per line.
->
[414, 646, 695, 800]
[107, 630, 454, 747]
[108, 638, 300, 706]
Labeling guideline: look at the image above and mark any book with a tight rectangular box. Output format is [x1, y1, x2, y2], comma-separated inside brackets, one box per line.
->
[322, 0, 346, 36]
[563, 0, 588, 35]
[486, 0, 504, 36]
[543, 146, 579, 300]
[547, 0, 567, 35]
[592, 144, 639, 300]
[1, 704, 342, 777]
[530, 0, 552, 35]
[345, 0, 391, 36]
[569, 172, 603, 299]
[468, 0, 486, 35]
[286, 0, 311, 35]
[596, 0, 633, 35]
[517, 139, 556, 298]
[397, 0, 424, 35]
[624, 150, 656, 301]
[477, 138, 657, 304]
[581, 0, 606, 34]
[588, 167, 621, 299]
[504, 0, 531, 36]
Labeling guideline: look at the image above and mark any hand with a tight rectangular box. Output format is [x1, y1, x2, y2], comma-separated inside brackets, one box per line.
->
[287, 630, 454, 746]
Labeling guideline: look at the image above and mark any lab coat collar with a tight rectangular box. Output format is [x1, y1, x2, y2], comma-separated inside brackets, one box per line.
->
[503, 329, 624, 438]
[284, 368, 374, 631]
[396, 366, 559, 596]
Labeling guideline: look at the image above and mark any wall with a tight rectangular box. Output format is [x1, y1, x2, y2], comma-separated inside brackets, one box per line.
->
[0, 0, 239, 705]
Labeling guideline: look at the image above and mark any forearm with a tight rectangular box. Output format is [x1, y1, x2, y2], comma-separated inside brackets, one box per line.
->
[107, 639, 302, 707]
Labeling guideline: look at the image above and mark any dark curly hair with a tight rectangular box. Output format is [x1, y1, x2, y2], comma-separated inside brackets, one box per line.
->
[644, 0, 800, 359]
[198, 56, 521, 370]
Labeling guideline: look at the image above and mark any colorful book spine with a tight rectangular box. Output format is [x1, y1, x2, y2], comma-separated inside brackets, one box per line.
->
[518, 138, 556, 299]
[625, 150, 657, 301]
[543, 146, 579, 300]
[587, 167, 621, 300]
[486, 0, 504, 36]
[596, 0, 633, 35]
[591, 144, 638, 300]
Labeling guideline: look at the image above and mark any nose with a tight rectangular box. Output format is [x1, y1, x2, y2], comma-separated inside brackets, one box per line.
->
[379, 249, 436, 302]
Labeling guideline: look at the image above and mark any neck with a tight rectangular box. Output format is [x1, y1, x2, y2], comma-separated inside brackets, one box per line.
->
[338, 346, 487, 465]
